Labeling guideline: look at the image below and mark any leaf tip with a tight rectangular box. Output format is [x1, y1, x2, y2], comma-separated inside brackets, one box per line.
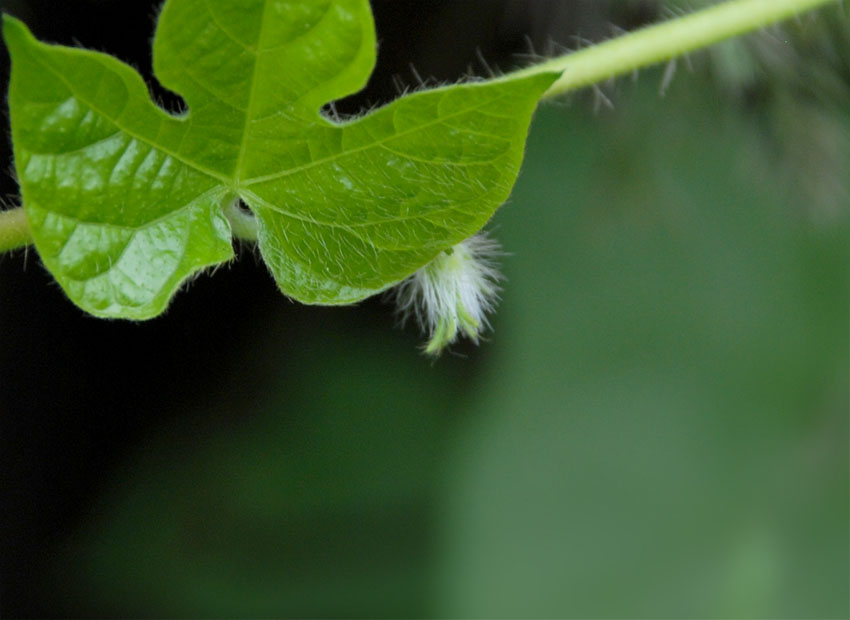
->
[534, 70, 564, 93]
[2, 13, 34, 51]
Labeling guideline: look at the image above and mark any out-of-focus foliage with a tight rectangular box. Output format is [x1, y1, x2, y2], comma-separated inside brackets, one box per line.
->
[663, 2, 850, 219]
[438, 78, 849, 617]
[43, 70, 848, 616]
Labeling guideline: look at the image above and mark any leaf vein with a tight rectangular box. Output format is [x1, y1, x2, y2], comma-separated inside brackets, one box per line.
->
[377, 143, 501, 168]
[167, 51, 249, 112]
[30, 48, 232, 185]
[243, 188, 468, 232]
[234, 0, 272, 183]
[24, 130, 124, 158]
[259, 2, 334, 56]
[39, 186, 225, 231]
[201, 0, 257, 53]
[242, 90, 510, 187]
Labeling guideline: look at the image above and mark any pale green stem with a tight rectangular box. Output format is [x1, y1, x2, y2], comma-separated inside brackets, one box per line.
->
[0, 0, 837, 255]
[224, 198, 259, 242]
[0, 200, 259, 252]
[510, 0, 839, 98]
[0, 208, 31, 253]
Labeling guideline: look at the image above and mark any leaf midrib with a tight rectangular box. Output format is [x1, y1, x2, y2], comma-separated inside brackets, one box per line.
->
[233, 0, 272, 185]
[28, 45, 232, 186]
[240, 89, 512, 188]
[30, 186, 226, 231]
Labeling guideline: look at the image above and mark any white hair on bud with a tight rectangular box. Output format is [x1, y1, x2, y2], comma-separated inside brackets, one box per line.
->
[393, 231, 503, 356]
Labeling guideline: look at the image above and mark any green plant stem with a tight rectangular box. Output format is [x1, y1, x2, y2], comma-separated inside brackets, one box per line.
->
[0, 199, 260, 253]
[0, 0, 837, 255]
[224, 198, 259, 242]
[0, 200, 257, 252]
[511, 0, 838, 98]
[0, 208, 31, 252]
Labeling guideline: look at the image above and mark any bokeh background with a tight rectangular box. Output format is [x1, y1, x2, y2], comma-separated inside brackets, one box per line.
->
[0, 0, 848, 617]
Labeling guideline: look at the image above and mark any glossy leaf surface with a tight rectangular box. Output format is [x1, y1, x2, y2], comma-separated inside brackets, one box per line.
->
[3, 0, 556, 317]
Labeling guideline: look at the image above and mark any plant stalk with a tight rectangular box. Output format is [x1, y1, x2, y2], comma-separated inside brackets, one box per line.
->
[224, 199, 259, 242]
[511, 0, 839, 98]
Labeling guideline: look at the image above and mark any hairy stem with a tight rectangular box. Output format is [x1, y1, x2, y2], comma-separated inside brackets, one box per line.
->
[511, 0, 839, 98]
[0, 208, 31, 253]
[224, 198, 259, 242]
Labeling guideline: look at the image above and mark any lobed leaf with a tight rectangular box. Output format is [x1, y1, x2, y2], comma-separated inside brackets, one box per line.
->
[3, 0, 557, 317]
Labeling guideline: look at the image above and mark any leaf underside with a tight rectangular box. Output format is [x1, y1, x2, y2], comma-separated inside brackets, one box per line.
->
[3, 0, 556, 318]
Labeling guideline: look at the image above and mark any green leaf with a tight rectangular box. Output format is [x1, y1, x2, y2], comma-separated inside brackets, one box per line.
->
[3, 1, 556, 317]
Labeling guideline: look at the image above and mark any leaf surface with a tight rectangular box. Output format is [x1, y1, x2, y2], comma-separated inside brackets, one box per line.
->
[3, 0, 556, 316]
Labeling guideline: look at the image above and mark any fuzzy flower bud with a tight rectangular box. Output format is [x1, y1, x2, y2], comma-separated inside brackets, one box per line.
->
[393, 232, 502, 356]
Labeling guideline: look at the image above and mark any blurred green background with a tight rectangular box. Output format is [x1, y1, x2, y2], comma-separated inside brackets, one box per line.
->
[0, 1, 847, 617]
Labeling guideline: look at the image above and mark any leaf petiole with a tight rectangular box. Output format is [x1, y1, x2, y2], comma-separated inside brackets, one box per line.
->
[224, 199, 259, 243]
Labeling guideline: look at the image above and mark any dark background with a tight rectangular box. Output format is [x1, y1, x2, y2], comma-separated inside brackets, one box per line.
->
[1, 1, 848, 617]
